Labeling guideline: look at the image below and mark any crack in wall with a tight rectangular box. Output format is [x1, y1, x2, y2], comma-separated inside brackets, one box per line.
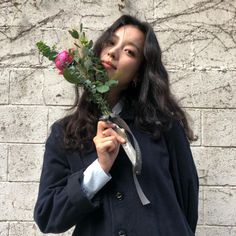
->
[153, 0, 232, 24]
[0, 9, 64, 42]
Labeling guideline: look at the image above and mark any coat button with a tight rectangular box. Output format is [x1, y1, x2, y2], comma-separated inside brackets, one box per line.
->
[115, 191, 124, 200]
[118, 229, 127, 236]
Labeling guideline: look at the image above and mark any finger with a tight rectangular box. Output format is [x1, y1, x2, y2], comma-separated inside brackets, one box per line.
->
[105, 139, 120, 153]
[94, 135, 117, 146]
[97, 121, 116, 136]
[102, 128, 116, 137]
[96, 138, 118, 152]
[102, 128, 126, 144]
[99, 136, 118, 143]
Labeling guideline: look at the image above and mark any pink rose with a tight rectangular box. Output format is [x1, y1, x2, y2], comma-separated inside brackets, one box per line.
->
[55, 50, 73, 74]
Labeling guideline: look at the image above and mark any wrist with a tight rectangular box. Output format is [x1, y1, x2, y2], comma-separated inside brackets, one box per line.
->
[98, 159, 110, 174]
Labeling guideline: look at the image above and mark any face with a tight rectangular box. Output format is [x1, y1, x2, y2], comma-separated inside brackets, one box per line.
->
[100, 25, 145, 91]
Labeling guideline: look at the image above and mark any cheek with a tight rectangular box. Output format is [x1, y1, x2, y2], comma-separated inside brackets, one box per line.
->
[100, 48, 109, 59]
[118, 64, 139, 84]
[123, 60, 140, 76]
[99, 50, 105, 60]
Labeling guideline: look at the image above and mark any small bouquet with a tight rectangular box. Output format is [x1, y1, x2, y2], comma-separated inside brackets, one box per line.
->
[36, 24, 118, 116]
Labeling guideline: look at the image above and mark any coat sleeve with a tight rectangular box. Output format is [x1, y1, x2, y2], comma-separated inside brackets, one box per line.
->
[34, 122, 100, 233]
[164, 121, 199, 233]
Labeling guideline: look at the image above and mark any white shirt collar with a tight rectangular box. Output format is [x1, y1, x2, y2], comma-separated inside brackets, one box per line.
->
[112, 98, 124, 115]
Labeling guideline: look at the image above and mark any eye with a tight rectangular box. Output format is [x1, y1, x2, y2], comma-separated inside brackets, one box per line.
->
[125, 49, 135, 57]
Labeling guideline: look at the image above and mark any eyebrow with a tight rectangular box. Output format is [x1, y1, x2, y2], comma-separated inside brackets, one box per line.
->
[112, 34, 142, 54]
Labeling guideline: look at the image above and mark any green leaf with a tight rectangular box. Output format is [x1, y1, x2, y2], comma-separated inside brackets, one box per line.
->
[84, 58, 93, 70]
[36, 41, 46, 50]
[96, 85, 109, 93]
[80, 32, 88, 45]
[68, 29, 79, 39]
[63, 68, 78, 84]
[87, 40, 93, 49]
[74, 56, 80, 63]
[84, 80, 92, 86]
[74, 42, 80, 48]
[36, 41, 57, 61]
[80, 23, 83, 33]
[105, 80, 118, 87]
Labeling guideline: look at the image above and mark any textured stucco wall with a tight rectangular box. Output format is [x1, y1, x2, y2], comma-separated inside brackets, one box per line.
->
[0, 0, 235, 235]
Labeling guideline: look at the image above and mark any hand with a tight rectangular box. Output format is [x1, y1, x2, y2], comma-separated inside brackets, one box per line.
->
[93, 121, 126, 173]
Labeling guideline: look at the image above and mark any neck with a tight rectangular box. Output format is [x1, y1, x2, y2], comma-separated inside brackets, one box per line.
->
[107, 88, 122, 108]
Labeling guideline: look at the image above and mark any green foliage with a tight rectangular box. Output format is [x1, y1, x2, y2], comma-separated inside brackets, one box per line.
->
[68, 29, 79, 39]
[63, 68, 78, 84]
[106, 80, 118, 87]
[36, 41, 58, 61]
[96, 85, 109, 93]
[36, 25, 118, 116]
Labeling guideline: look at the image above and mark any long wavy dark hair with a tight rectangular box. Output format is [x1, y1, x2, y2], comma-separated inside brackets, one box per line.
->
[60, 15, 195, 151]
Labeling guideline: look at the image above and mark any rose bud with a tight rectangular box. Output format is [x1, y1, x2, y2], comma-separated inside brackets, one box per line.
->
[55, 50, 73, 74]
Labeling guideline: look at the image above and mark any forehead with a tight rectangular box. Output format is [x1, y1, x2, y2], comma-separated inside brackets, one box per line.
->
[113, 25, 145, 45]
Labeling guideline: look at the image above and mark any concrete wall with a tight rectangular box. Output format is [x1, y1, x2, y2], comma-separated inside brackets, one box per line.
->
[0, 0, 235, 235]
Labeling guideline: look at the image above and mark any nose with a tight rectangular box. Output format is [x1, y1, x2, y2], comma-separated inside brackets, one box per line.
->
[107, 46, 119, 60]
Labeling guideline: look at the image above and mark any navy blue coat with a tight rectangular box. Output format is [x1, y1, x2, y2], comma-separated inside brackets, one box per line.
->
[34, 111, 199, 236]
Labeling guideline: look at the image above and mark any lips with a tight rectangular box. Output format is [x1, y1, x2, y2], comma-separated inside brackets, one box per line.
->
[101, 60, 117, 70]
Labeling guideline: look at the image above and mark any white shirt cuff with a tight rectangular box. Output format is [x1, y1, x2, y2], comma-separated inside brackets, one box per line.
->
[82, 159, 112, 199]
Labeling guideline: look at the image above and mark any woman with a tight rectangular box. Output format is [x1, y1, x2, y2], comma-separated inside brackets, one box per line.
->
[34, 15, 199, 236]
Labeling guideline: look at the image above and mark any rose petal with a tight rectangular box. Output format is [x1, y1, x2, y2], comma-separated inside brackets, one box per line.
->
[55, 50, 73, 72]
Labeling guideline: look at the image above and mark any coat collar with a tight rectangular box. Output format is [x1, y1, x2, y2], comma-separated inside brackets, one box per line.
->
[111, 97, 135, 122]
[119, 100, 136, 121]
